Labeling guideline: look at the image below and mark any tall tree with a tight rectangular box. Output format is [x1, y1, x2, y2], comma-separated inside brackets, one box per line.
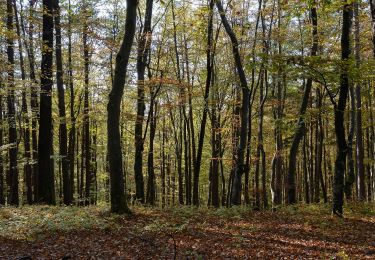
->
[333, 2, 353, 217]
[287, 3, 318, 204]
[216, 0, 250, 205]
[7, 0, 19, 206]
[83, 2, 92, 205]
[13, 0, 32, 204]
[193, 0, 214, 206]
[354, 1, 365, 201]
[54, 0, 71, 205]
[134, 0, 154, 204]
[107, 0, 138, 214]
[37, 0, 55, 204]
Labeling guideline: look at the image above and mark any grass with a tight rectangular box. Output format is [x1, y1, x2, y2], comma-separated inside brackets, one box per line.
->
[0, 205, 115, 241]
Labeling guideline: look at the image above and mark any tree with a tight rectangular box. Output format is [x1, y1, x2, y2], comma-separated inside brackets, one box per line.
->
[134, 0, 154, 204]
[287, 3, 318, 204]
[54, 0, 71, 205]
[7, 0, 19, 206]
[37, 0, 56, 205]
[107, 0, 138, 214]
[332, 2, 353, 217]
[215, 0, 250, 206]
[193, 0, 214, 206]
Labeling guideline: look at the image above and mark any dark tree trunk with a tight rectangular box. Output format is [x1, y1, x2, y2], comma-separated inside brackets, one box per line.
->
[333, 2, 353, 216]
[37, 0, 55, 204]
[134, 0, 154, 204]
[193, 0, 214, 206]
[287, 5, 318, 204]
[7, 0, 19, 206]
[314, 88, 323, 203]
[216, 0, 250, 206]
[107, 0, 137, 214]
[345, 80, 355, 199]
[54, 0, 71, 205]
[370, 0, 375, 57]
[146, 96, 157, 205]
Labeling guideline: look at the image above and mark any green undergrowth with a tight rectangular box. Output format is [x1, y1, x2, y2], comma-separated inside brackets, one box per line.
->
[0, 205, 115, 241]
[1, 202, 373, 242]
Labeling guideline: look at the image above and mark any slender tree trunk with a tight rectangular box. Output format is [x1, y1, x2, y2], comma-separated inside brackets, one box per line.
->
[67, 0, 75, 200]
[333, 2, 353, 216]
[82, 7, 91, 205]
[53, 0, 71, 205]
[345, 80, 355, 199]
[26, 0, 39, 200]
[107, 0, 137, 213]
[134, 0, 154, 204]
[193, 0, 214, 206]
[354, 2, 365, 201]
[314, 88, 323, 203]
[370, 0, 375, 57]
[14, 0, 32, 204]
[216, 0, 250, 206]
[287, 4, 318, 204]
[7, 0, 19, 206]
[146, 95, 157, 205]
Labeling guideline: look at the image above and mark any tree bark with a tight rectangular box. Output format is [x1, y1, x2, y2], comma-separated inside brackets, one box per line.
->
[54, 0, 71, 205]
[333, 2, 353, 216]
[134, 0, 154, 204]
[7, 0, 19, 206]
[107, 0, 137, 214]
[216, 0, 250, 206]
[287, 4, 318, 204]
[193, 0, 214, 206]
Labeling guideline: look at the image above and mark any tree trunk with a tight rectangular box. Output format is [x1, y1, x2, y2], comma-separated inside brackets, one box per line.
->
[107, 0, 137, 214]
[333, 2, 353, 216]
[216, 0, 250, 206]
[82, 6, 91, 205]
[193, 0, 214, 206]
[7, 0, 19, 206]
[53, 0, 71, 205]
[14, 0, 32, 204]
[67, 0, 75, 200]
[287, 4, 318, 204]
[134, 0, 154, 204]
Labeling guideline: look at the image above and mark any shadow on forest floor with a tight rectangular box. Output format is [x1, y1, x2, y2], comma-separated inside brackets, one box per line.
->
[0, 203, 374, 259]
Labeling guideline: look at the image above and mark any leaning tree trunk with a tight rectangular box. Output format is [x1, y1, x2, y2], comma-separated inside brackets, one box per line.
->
[107, 0, 137, 214]
[193, 0, 214, 206]
[287, 4, 318, 204]
[216, 0, 250, 206]
[333, 2, 353, 217]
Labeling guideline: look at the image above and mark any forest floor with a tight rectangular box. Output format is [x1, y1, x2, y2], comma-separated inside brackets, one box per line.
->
[0, 203, 374, 259]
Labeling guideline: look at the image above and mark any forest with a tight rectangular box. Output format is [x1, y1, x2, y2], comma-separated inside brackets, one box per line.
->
[0, 0, 375, 258]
